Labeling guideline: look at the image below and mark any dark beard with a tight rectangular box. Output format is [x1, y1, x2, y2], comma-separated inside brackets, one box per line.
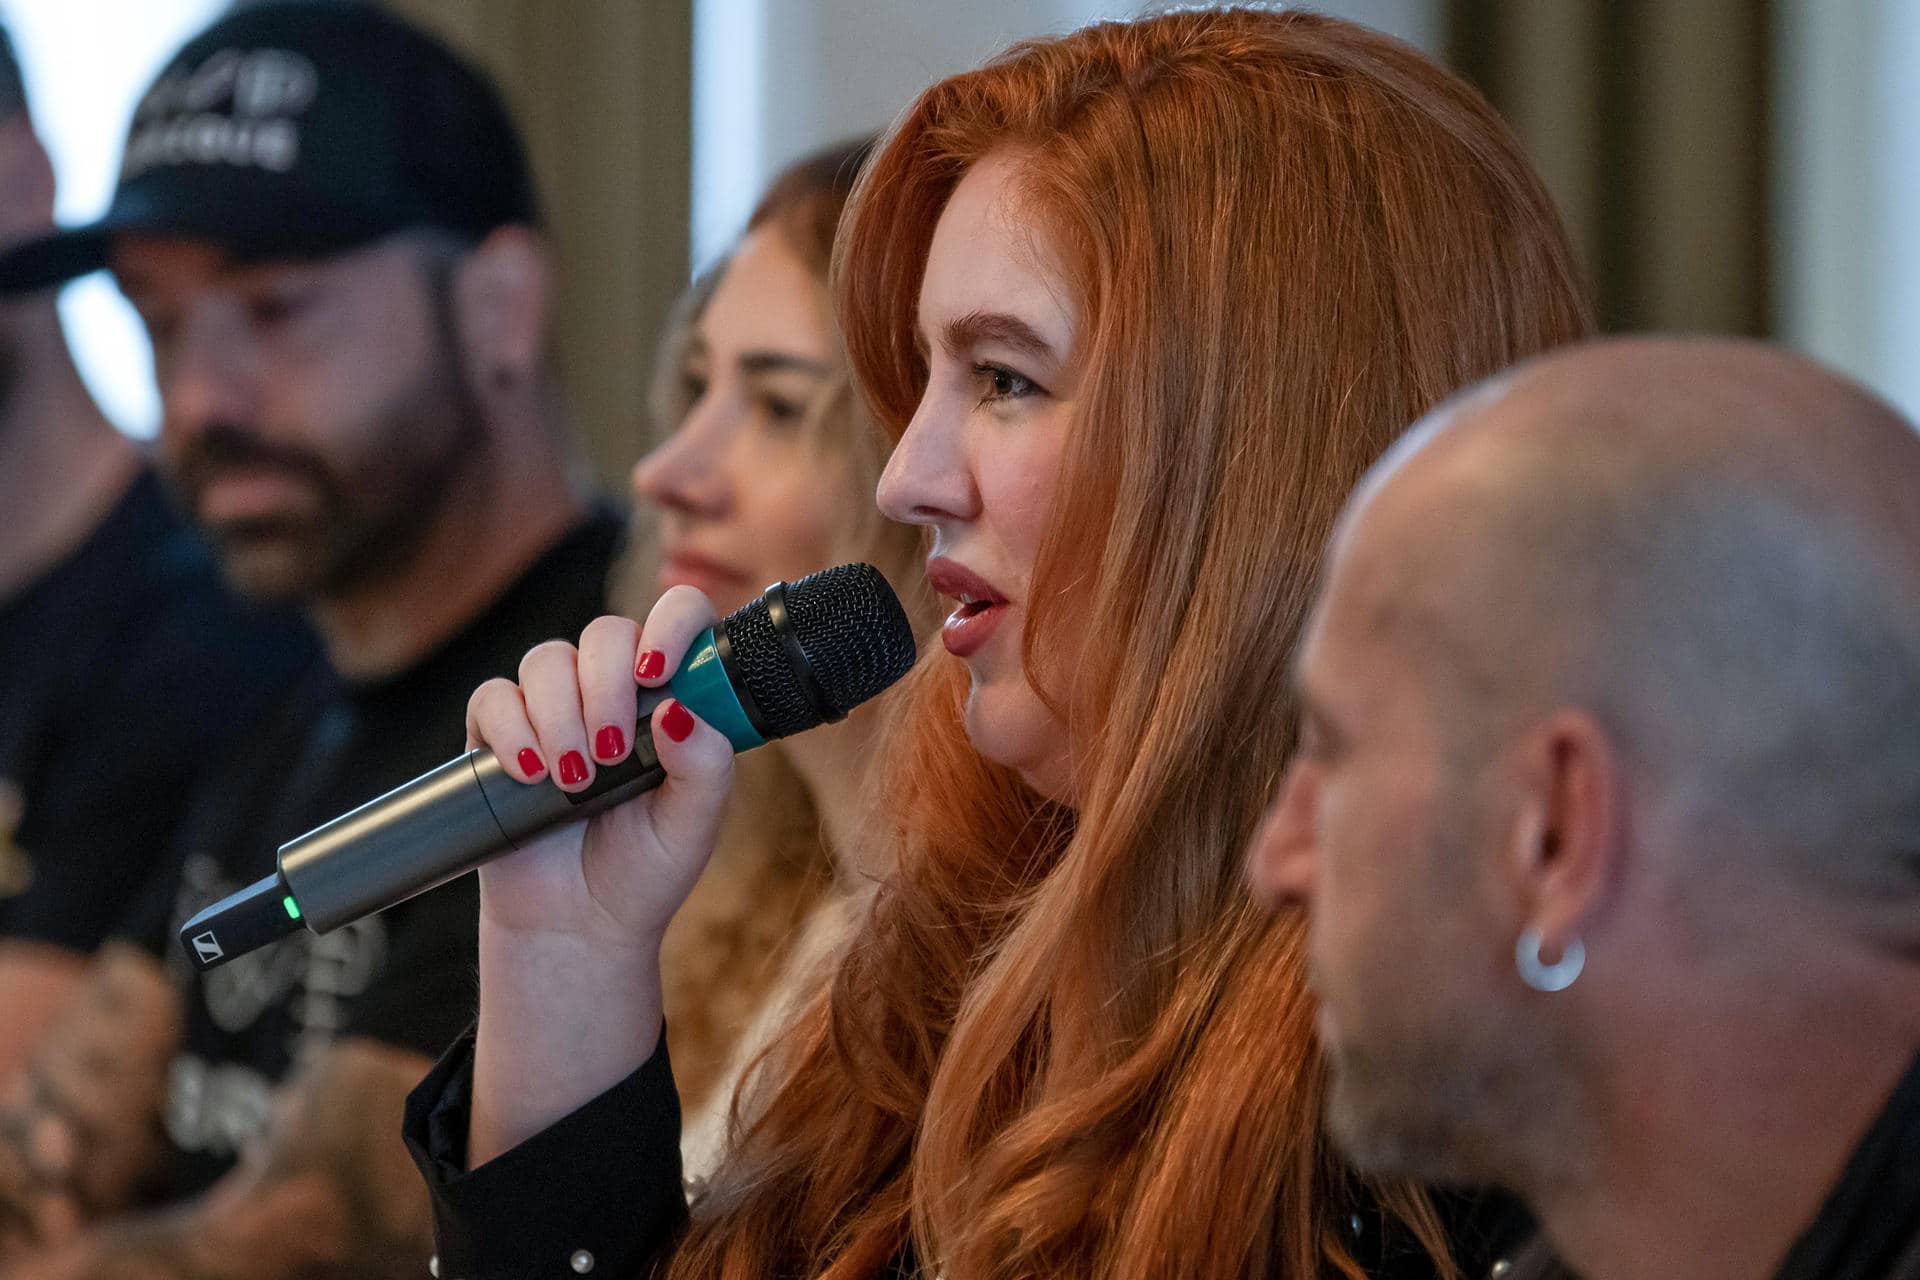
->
[166, 298, 489, 602]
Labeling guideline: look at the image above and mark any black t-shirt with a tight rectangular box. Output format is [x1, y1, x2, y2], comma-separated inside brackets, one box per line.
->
[1771, 1044, 1920, 1280]
[1485, 1047, 1920, 1280]
[128, 507, 625, 1202]
[0, 467, 316, 952]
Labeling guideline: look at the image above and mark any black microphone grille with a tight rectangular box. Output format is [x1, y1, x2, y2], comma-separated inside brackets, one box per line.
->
[721, 563, 917, 739]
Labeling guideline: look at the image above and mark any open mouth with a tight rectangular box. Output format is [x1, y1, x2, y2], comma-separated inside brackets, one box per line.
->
[927, 559, 1011, 659]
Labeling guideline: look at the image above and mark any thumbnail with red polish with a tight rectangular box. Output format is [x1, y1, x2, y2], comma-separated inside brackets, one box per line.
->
[516, 748, 545, 778]
[661, 700, 694, 743]
[558, 751, 588, 785]
[595, 725, 626, 760]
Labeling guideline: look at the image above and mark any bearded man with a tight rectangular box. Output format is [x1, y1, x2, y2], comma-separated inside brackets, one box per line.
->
[0, 7, 622, 1275]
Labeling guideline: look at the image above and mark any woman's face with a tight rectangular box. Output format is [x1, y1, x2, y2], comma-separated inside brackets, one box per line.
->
[632, 225, 850, 616]
[877, 151, 1079, 800]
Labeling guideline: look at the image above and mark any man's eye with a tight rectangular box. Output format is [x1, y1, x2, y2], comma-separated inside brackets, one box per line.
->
[247, 289, 314, 328]
[142, 312, 180, 353]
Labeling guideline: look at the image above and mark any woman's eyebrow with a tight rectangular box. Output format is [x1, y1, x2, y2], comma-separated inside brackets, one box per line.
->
[940, 310, 1058, 362]
[738, 351, 834, 377]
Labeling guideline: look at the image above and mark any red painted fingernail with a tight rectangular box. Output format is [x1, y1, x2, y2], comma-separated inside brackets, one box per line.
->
[558, 751, 588, 785]
[635, 649, 666, 682]
[516, 748, 546, 779]
[594, 724, 626, 760]
[660, 700, 694, 743]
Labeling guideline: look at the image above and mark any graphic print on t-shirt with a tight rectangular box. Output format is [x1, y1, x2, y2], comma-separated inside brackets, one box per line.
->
[162, 850, 387, 1158]
[143, 507, 622, 1197]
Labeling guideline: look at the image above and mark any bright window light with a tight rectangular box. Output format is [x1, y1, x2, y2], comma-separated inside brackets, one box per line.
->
[2, 0, 226, 438]
[1880, 0, 1919, 420]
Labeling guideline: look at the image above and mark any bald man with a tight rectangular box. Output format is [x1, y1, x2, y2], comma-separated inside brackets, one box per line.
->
[1251, 337, 1920, 1280]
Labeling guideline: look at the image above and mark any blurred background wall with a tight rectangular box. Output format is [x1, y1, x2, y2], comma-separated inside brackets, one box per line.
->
[1448, 0, 1772, 337]
[1, 0, 1914, 486]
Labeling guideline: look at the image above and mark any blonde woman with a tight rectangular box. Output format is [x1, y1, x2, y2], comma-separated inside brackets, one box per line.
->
[617, 140, 936, 1175]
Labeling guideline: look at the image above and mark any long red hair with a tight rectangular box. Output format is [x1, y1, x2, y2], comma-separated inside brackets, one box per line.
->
[670, 9, 1591, 1278]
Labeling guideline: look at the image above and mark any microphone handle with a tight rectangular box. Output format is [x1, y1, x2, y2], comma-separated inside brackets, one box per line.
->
[179, 690, 674, 971]
[289, 684, 678, 932]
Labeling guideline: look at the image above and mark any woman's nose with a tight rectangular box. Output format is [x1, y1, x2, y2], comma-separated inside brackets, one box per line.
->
[876, 390, 977, 527]
[633, 395, 737, 519]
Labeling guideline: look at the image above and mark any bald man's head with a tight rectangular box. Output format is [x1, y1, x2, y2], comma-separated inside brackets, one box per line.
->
[1341, 336, 1920, 905]
[1253, 337, 1920, 1188]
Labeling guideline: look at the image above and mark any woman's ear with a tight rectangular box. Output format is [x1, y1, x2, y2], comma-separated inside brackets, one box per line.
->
[451, 225, 550, 394]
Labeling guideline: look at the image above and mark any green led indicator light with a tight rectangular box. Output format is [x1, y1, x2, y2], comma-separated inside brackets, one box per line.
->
[282, 896, 301, 920]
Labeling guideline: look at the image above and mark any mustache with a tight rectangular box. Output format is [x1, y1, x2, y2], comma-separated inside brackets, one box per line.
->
[170, 423, 340, 508]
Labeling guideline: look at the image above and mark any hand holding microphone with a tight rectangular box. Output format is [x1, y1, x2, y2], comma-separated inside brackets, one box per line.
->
[177, 564, 917, 970]
[462, 582, 743, 952]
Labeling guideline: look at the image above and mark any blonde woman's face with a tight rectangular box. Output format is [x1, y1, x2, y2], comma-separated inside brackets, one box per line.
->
[876, 151, 1079, 800]
[631, 226, 852, 616]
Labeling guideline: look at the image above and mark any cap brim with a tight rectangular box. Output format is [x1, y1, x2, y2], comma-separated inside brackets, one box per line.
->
[0, 194, 219, 295]
[0, 224, 118, 295]
[0, 188, 389, 296]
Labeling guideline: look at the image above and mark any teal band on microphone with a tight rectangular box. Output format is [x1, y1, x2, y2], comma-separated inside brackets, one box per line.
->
[667, 628, 765, 752]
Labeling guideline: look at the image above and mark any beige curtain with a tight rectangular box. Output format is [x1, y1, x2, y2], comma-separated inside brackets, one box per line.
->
[1446, 0, 1772, 335]
[383, 0, 693, 488]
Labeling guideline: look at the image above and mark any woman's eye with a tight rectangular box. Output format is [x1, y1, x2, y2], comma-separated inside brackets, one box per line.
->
[973, 362, 1040, 405]
[1294, 713, 1343, 766]
[680, 375, 709, 405]
[761, 394, 805, 425]
[1295, 713, 1328, 761]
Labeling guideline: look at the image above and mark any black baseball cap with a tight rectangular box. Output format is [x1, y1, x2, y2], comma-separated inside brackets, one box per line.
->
[0, 0, 538, 294]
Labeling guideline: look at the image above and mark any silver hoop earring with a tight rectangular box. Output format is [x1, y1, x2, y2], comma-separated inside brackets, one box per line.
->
[1515, 928, 1584, 992]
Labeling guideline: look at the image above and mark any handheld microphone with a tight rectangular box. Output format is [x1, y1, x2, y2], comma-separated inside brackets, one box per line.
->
[178, 563, 916, 972]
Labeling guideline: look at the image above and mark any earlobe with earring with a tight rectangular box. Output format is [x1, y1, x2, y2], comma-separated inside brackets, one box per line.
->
[1515, 927, 1584, 992]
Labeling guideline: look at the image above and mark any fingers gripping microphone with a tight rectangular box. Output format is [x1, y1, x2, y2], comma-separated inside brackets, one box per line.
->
[178, 564, 916, 972]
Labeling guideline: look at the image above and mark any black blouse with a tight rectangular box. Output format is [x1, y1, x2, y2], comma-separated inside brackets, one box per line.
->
[405, 1028, 1539, 1280]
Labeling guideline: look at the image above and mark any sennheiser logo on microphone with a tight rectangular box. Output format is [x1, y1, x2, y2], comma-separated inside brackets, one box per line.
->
[192, 931, 225, 963]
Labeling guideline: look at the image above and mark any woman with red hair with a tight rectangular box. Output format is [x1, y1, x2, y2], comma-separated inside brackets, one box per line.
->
[410, 9, 1592, 1278]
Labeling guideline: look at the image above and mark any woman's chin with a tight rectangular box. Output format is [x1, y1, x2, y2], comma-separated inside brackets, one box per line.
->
[961, 679, 1075, 803]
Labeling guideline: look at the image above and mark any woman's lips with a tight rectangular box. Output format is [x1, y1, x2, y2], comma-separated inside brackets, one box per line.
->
[941, 598, 1006, 658]
[657, 551, 753, 601]
[926, 557, 1010, 660]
